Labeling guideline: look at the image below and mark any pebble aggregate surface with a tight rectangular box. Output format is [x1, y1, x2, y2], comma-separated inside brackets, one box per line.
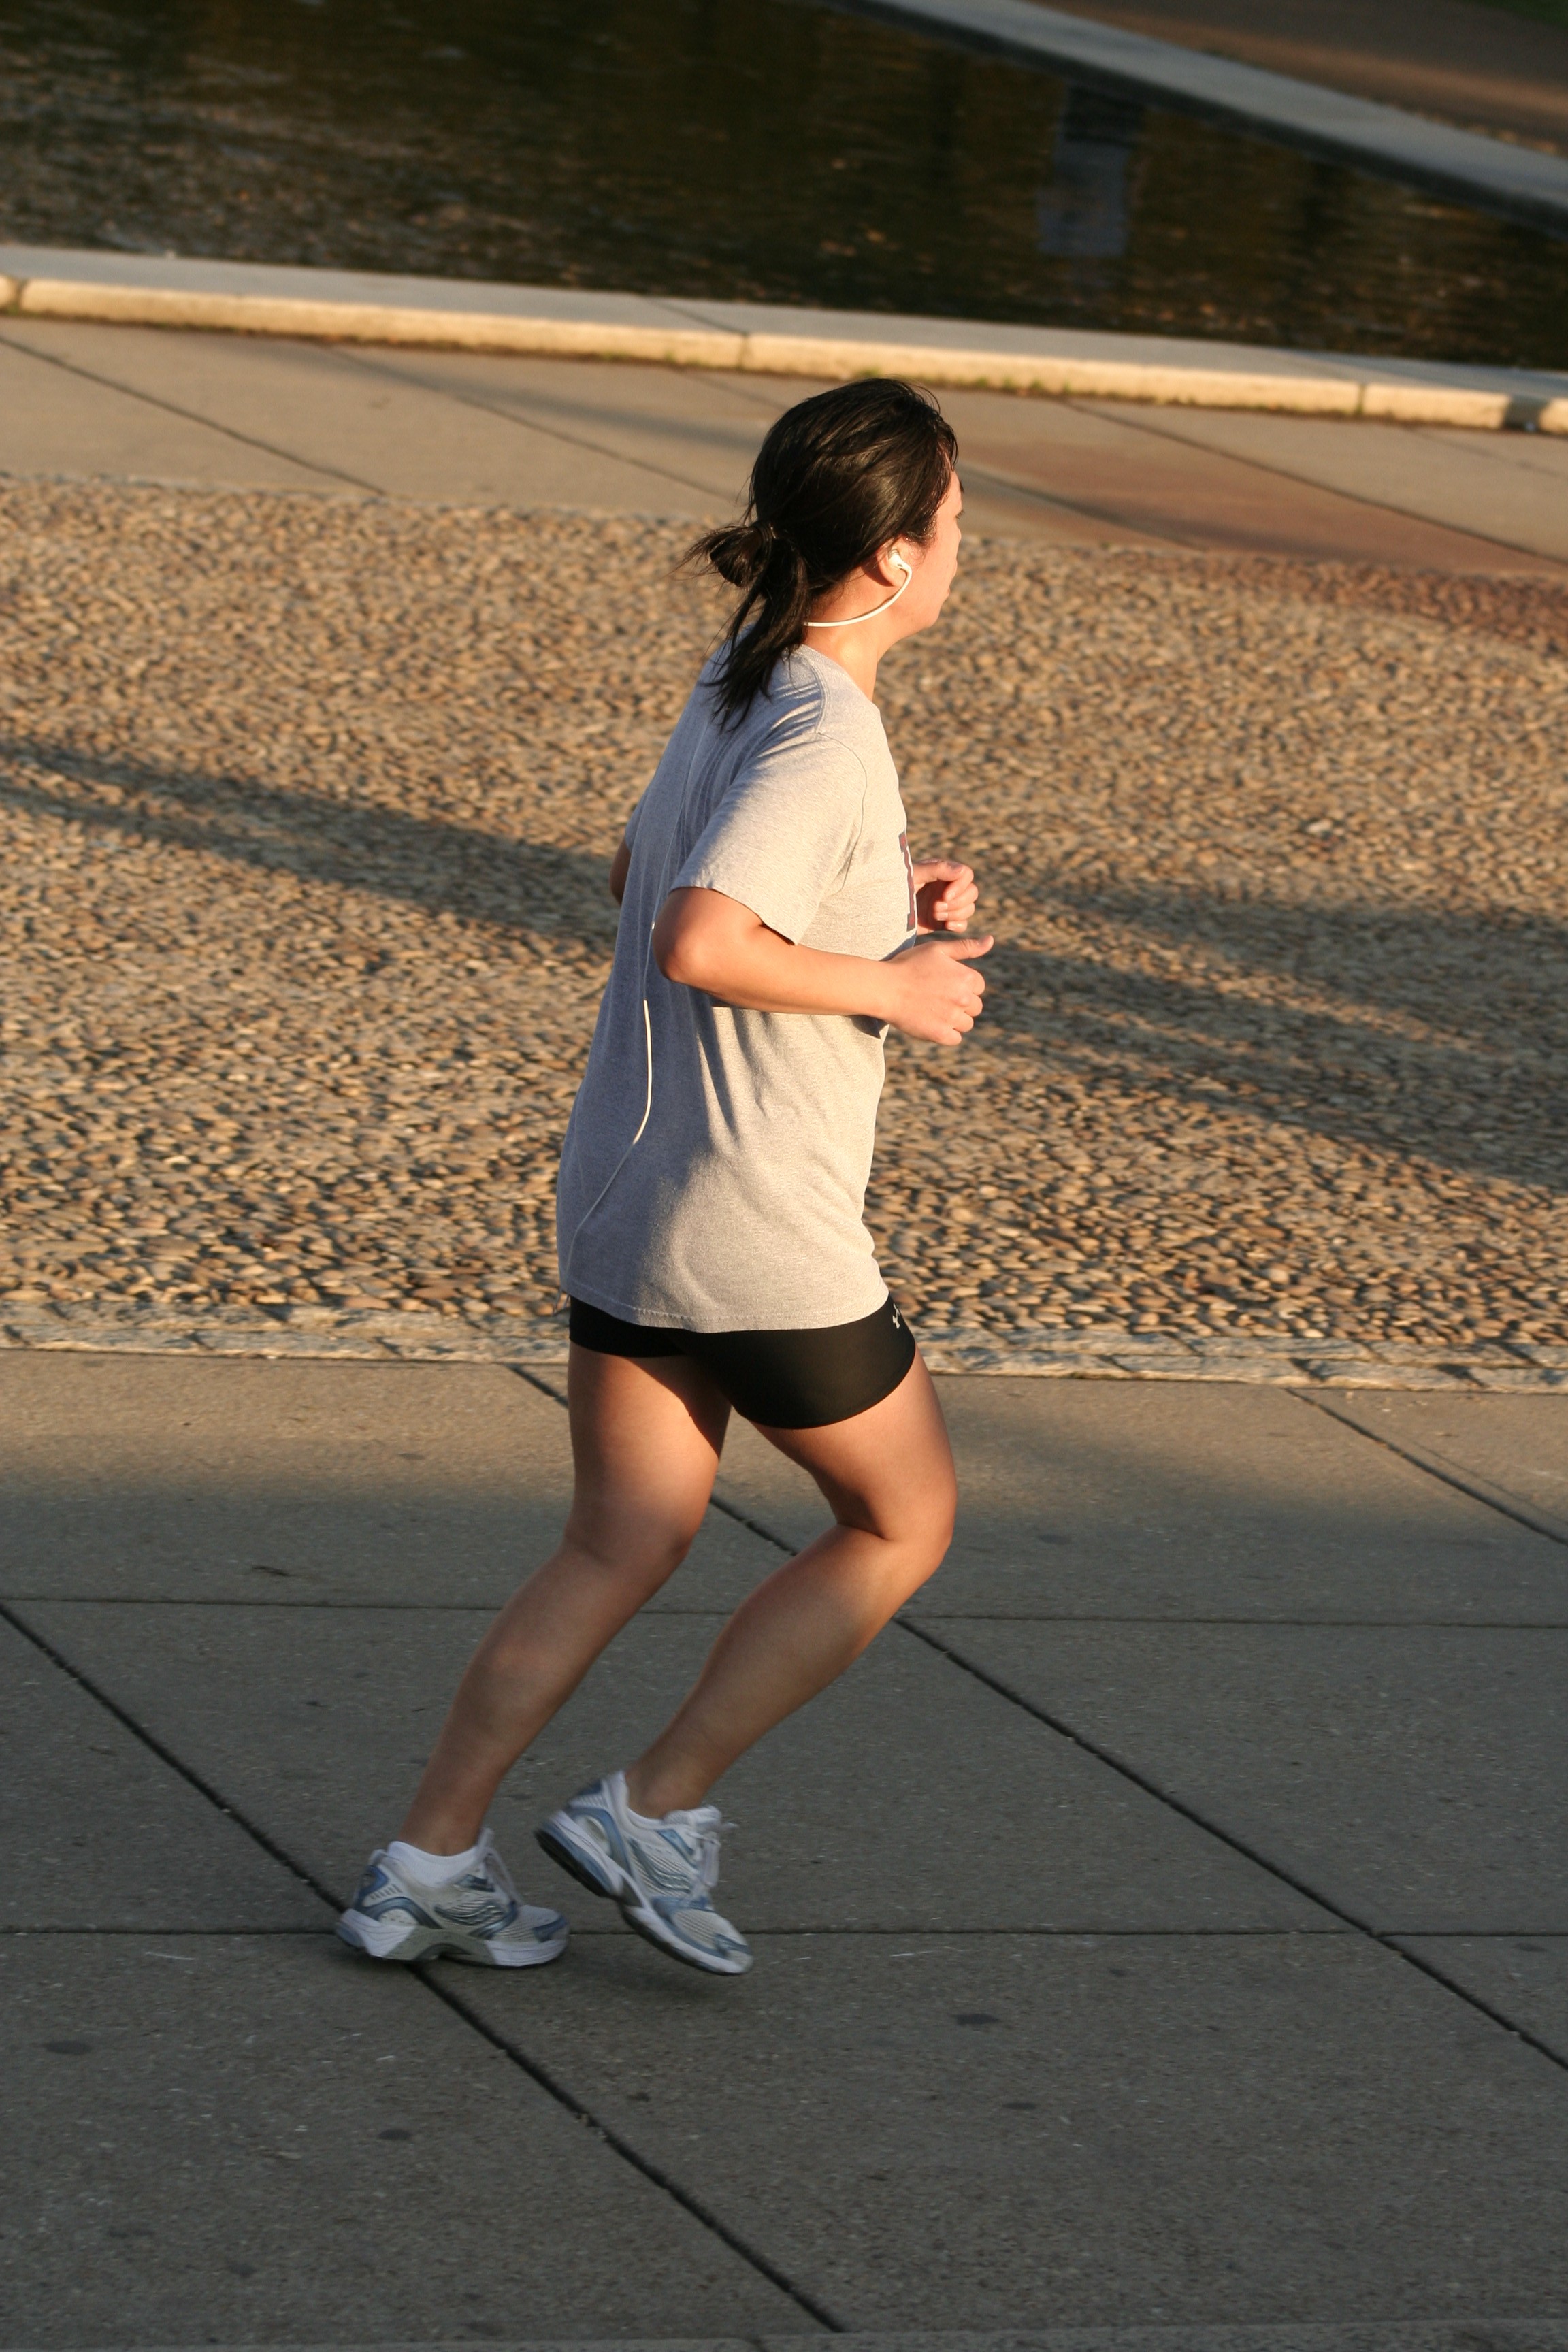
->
[3, 480, 1566, 1389]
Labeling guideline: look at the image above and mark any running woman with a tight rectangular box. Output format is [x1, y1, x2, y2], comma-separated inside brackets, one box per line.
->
[338, 379, 990, 1978]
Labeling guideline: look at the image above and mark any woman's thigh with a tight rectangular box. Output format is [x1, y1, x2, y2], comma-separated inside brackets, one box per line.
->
[566, 1343, 733, 1571]
[756, 1353, 957, 1555]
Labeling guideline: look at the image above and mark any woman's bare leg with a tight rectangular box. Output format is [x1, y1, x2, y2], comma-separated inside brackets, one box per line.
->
[398, 1346, 730, 1854]
[623, 1354, 955, 1818]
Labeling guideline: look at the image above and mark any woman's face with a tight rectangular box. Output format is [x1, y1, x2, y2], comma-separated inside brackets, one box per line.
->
[893, 469, 964, 638]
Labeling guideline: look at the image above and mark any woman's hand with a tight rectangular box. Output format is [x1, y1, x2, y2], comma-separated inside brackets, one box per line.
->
[883, 931, 992, 1045]
[913, 858, 978, 934]
[654, 884, 991, 1044]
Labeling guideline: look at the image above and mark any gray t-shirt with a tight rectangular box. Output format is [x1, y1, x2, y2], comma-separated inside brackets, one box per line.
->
[555, 643, 917, 1331]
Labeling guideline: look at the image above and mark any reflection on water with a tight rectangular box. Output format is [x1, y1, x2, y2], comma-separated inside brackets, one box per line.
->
[1036, 88, 1145, 264]
[1, 0, 1565, 365]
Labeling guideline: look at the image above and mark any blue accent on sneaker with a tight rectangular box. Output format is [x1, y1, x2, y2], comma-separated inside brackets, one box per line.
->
[336, 1830, 569, 1969]
[537, 1771, 751, 1976]
[348, 1857, 442, 1929]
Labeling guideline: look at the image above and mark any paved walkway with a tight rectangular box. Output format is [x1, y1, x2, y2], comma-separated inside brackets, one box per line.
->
[1017, 0, 1568, 158]
[6, 1348, 1568, 2338]
[2, 316, 1565, 568]
[846, 0, 1568, 229]
[1027, 0, 1568, 158]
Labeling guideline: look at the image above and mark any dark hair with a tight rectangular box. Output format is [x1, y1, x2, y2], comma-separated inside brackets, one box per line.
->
[686, 377, 958, 721]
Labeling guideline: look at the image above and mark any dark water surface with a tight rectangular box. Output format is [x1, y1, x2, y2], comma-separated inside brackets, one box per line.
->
[5, 0, 1566, 365]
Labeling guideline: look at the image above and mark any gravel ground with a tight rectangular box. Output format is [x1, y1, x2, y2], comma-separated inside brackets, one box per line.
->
[3, 479, 1565, 1357]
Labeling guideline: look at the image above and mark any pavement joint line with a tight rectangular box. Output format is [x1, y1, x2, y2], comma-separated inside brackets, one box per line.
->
[910, 1614, 1568, 1629]
[706, 1495, 798, 1557]
[893, 1615, 1568, 2078]
[566, 1925, 1361, 1937]
[9, 2336, 1567, 2352]
[0, 1595, 340, 1910]
[1292, 1392, 1568, 1547]
[0, 1923, 340, 1936]
[11, 2333, 1568, 2352]
[3, 244, 1564, 434]
[0, 1596, 764, 1614]
[18, 1599, 1563, 1629]
[407, 1972, 847, 2334]
[0, 1597, 785, 1612]
[1066, 393, 1565, 570]
[821, 0, 1568, 235]
[947, 452, 1195, 550]
[0, 1923, 1375, 1939]
[0, 1589, 847, 2328]
[0, 325, 380, 493]
[332, 342, 738, 504]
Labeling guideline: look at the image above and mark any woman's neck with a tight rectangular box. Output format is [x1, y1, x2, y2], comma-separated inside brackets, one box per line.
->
[801, 635, 880, 701]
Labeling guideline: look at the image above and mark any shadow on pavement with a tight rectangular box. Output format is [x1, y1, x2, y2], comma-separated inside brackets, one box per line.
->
[978, 881, 1568, 1193]
[10, 732, 1568, 1199]
[0, 735, 619, 949]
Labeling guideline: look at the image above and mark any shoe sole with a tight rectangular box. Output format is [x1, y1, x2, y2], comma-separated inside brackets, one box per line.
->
[536, 1821, 625, 1903]
[336, 1910, 567, 1969]
[619, 1897, 752, 1976]
[536, 1821, 751, 1977]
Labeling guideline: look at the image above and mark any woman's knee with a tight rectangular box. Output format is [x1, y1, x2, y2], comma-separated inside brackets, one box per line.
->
[928, 1453, 959, 1549]
[834, 1477, 954, 1599]
[852, 1452, 956, 1556]
[900, 1501, 955, 1592]
[564, 1502, 701, 1591]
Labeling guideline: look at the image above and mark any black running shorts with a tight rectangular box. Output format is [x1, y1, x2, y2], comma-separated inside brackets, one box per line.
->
[567, 1294, 917, 1430]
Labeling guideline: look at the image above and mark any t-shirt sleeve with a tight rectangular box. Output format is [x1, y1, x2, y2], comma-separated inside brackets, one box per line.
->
[623, 789, 647, 845]
[672, 730, 868, 945]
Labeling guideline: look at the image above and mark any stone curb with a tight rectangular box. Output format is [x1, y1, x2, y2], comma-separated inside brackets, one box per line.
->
[3, 1301, 1566, 1392]
[839, 0, 1568, 235]
[1, 246, 1564, 436]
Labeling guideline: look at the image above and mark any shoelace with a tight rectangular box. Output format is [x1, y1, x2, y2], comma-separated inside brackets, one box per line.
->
[639, 1803, 738, 1897]
[470, 1831, 518, 1904]
[685, 1814, 737, 1896]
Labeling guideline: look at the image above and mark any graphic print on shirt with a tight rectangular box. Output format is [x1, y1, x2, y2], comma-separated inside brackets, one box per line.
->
[898, 830, 917, 932]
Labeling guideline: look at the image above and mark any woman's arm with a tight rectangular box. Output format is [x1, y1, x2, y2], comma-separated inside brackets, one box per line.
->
[609, 835, 632, 904]
[653, 886, 992, 1046]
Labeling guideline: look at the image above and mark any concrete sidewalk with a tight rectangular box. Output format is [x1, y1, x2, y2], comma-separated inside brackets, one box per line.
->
[5, 1349, 1567, 2338]
[838, 0, 1568, 231]
[1011, 0, 1568, 160]
[3, 313, 1565, 569]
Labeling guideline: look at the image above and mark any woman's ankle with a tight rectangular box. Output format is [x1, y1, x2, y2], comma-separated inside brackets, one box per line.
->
[622, 1760, 710, 1819]
[396, 1810, 484, 1855]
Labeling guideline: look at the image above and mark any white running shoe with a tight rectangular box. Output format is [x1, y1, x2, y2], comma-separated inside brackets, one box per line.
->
[536, 1770, 752, 1976]
[336, 1829, 569, 1968]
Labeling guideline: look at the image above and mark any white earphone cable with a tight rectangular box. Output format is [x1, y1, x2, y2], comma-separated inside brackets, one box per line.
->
[804, 549, 912, 630]
[631, 994, 654, 1146]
